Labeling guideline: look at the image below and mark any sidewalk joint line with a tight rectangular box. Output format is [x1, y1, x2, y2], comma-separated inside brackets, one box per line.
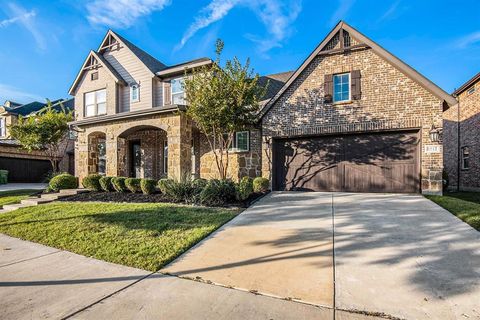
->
[61, 271, 156, 320]
[0, 250, 62, 269]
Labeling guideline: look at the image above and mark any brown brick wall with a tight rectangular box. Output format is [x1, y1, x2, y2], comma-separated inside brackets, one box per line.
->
[444, 80, 480, 191]
[262, 47, 445, 194]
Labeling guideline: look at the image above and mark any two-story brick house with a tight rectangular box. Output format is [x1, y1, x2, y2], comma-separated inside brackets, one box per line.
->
[70, 22, 456, 195]
[443, 72, 480, 191]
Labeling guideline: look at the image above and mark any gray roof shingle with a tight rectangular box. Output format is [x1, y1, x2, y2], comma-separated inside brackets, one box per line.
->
[112, 31, 167, 74]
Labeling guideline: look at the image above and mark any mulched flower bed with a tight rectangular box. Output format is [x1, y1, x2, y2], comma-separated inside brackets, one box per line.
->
[58, 191, 268, 208]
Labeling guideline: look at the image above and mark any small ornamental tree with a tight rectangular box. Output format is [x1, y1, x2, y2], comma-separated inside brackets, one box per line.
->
[183, 39, 266, 180]
[9, 100, 73, 173]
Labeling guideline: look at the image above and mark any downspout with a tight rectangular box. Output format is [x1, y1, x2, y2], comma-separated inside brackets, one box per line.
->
[457, 100, 461, 192]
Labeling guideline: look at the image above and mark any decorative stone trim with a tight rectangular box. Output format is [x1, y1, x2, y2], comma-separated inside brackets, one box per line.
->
[266, 119, 423, 138]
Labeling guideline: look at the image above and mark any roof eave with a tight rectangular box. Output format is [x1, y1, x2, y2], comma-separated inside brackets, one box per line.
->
[156, 60, 213, 78]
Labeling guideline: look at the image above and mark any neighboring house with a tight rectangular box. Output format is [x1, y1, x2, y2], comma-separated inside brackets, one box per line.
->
[0, 99, 75, 182]
[444, 72, 480, 191]
[69, 22, 456, 195]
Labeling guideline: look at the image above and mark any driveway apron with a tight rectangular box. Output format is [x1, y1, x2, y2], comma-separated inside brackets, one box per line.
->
[162, 192, 335, 307]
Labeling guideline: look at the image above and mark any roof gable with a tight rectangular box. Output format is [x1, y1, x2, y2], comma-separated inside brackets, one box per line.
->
[260, 21, 457, 118]
[68, 50, 126, 95]
[99, 30, 167, 75]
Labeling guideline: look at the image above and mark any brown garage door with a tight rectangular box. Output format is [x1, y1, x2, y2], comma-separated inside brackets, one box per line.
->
[273, 131, 420, 193]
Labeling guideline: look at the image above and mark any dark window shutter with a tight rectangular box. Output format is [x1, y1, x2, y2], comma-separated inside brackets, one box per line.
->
[351, 70, 361, 100]
[324, 74, 333, 103]
[163, 81, 171, 105]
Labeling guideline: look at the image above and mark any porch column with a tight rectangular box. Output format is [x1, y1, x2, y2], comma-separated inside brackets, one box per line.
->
[105, 130, 118, 177]
[167, 114, 192, 180]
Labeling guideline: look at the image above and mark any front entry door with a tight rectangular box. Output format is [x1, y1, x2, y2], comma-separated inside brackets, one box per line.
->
[130, 141, 142, 178]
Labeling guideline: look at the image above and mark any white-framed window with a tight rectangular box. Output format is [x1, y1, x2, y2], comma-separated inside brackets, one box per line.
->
[461, 146, 470, 170]
[163, 140, 168, 174]
[0, 118, 6, 137]
[467, 86, 475, 95]
[230, 131, 249, 152]
[84, 89, 106, 117]
[171, 77, 185, 105]
[130, 84, 139, 102]
[333, 73, 350, 102]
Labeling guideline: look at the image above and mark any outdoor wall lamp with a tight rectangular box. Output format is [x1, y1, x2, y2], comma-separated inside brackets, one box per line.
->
[429, 124, 442, 143]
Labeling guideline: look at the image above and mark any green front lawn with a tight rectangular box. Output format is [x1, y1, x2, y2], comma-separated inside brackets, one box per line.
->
[0, 202, 239, 271]
[0, 189, 40, 207]
[426, 192, 480, 231]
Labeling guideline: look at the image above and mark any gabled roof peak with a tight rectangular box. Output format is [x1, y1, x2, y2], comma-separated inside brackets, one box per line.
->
[100, 30, 167, 74]
[260, 21, 456, 117]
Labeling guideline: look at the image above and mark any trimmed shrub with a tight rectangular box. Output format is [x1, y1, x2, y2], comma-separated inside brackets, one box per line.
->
[125, 178, 142, 193]
[99, 176, 114, 192]
[49, 173, 78, 192]
[199, 179, 236, 206]
[253, 177, 269, 193]
[157, 178, 173, 194]
[112, 177, 127, 192]
[236, 176, 253, 201]
[141, 178, 157, 195]
[82, 174, 103, 191]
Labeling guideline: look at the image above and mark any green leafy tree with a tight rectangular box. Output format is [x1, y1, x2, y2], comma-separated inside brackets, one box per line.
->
[9, 100, 74, 172]
[183, 39, 266, 179]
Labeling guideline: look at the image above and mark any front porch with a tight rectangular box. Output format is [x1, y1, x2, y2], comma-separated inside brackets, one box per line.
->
[75, 112, 194, 182]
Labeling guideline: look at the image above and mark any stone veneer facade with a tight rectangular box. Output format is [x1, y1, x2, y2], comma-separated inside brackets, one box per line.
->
[261, 46, 445, 195]
[75, 112, 193, 183]
[443, 76, 480, 191]
[197, 129, 262, 181]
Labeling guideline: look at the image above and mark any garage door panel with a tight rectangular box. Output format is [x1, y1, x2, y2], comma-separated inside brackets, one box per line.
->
[274, 131, 420, 193]
[276, 137, 343, 191]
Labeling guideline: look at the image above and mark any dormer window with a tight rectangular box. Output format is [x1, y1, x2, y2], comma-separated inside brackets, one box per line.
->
[131, 84, 140, 102]
[171, 77, 185, 105]
[84, 89, 106, 117]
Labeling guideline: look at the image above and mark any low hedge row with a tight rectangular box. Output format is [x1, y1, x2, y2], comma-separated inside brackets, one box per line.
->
[76, 174, 270, 206]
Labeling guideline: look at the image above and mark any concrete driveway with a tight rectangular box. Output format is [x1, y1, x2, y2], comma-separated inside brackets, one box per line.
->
[164, 192, 480, 320]
[1, 192, 479, 319]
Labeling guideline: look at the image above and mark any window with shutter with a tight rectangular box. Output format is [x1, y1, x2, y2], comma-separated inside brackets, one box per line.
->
[163, 82, 171, 105]
[351, 70, 361, 100]
[324, 74, 333, 103]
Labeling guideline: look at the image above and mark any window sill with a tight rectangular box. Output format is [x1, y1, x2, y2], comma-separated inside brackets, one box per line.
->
[84, 113, 107, 118]
[228, 149, 250, 154]
[333, 100, 353, 106]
